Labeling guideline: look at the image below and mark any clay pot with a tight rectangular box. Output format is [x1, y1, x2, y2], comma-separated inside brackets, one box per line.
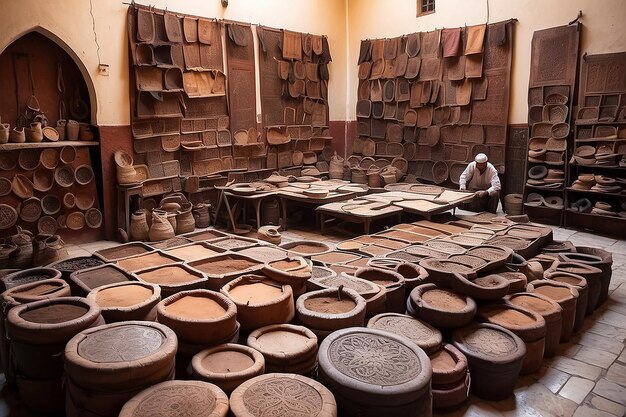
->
[449, 272, 510, 301]
[571, 247, 612, 304]
[156, 289, 237, 345]
[296, 287, 367, 331]
[0, 123, 9, 144]
[505, 292, 563, 357]
[221, 275, 294, 331]
[408, 283, 477, 328]
[429, 344, 470, 409]
[9, 127, 25, 143]
[527, 279, 579, 342]
[544, 271, 588, 332]
[66, 120, 80, 141]
[56, 120, 67, 140]
[355, 267, 405, 313]
[176, 204, 196, 234]
[87, 281, 161, 323]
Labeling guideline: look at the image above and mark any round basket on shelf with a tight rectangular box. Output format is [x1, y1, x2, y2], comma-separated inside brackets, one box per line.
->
[75, 165, 95, 186]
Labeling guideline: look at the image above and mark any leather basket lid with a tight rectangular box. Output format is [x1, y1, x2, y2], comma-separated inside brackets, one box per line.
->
[164, 12, 183, 43]
[405, 57, 421, 79]
[183, 17, 197, 43]
[383, 80, 395, 102]
[383, 37, 399, 60]
[372, 39, 384, 61]
[395, 53, 409, 77]
[406, 32, 421, 57]
[432, 161, 449, 184]
[12, 174, 34, 199]
[396, 79, 411, 102]
[136, 8, 155, 43]
[358, 80, 371, 101]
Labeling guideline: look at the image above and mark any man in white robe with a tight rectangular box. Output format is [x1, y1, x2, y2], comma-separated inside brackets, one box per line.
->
[459, 153, 501, 213]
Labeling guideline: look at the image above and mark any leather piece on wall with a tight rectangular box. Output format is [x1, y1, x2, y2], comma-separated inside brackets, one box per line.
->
[227, 24, 257, 133]
[283, 30, 303, 60]
[442, 28, 462, 58]
[465, 24, 486, 55]
[505, 125, 527, 194]
[578, 52, 626, 103]
[529, 23, 580, 88]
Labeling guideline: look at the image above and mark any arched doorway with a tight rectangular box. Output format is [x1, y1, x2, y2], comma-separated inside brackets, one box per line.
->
[0, 31, 94, 128]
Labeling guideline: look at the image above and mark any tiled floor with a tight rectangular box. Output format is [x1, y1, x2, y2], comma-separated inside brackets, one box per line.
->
[4, 209, 626, 417]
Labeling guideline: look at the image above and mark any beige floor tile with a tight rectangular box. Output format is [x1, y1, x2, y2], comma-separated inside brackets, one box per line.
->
[558, 342, 582, 358]
[590, 394, 626, 416]
[507, 382, 577, 417]
[575, 331, 625, 355]
[551, 357, 603, 381]
[574, 345, 619, 368]
[573, 405, 615, 417]
[597, 310, 626, 330]
[605, 362, 626, 387]
[593, 379, 626, 406]
[559, 377, 595, 404]
[582, 321, 626, 343]
[534, 365, 571, 394]
[618, 348, 626, 364]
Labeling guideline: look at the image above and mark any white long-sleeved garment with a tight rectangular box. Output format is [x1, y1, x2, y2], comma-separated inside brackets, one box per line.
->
[459, 161, 501, 195]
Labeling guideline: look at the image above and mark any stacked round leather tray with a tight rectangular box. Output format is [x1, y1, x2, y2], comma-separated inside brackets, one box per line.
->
[544, 271, 589, 332]
[87, 281, 161, 323]
[452, 322, 526, 400]
[7, 297, 104, 413]
[157, 289, 240, 376]
[318, 327, 432, 417]
[135, 263, 208, 297]
[119, 380, 229, 417]
[230, 373, 337, 417]
[355, 267, 406, 313]
[546, 259, 601, 314]
[526, 280, 579, 342]
[407, 283, 477, 329]
[418, 258, 475, 287]
[221, 275, 294, 330]
[476, 303, 546, 374]
[279, 240, 333, 257]
[247, 324, 318, 375]
[64, 321, 177, 417]
[504, 292, 563, 357]
[296, 287, 367, 340]
[449, 272, 511, 301]
[428, 343, 470, 409]
[367, 313, 442, 355]
[190, 343, 265, 394]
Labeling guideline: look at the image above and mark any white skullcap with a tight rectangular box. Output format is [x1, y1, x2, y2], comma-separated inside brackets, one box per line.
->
[475, 153, 488, 163]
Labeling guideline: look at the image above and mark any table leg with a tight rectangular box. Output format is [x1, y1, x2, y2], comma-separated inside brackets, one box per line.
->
[254, 199, 262, 230]
[280, 198, 288, 231]
[214, 190, 224, 227]
[222, 194, 237, 233]
[364, 219, 370, 235]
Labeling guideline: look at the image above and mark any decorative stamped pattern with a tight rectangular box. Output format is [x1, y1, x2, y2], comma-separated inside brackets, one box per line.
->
[462, 328, 517, 356]
[328, 332, 421, 386]
[371, 316, 435, 341]
[243, 378, 322, 417]
[78, 325, 165, 362]
[135, 385, 216, 417]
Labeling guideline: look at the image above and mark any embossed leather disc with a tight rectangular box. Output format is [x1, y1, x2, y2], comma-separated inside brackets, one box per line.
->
[318, 327, 431, 406]
[119, 380, 229, 417]
[367, 313, 442, 355]
[230, 373, 336, 417]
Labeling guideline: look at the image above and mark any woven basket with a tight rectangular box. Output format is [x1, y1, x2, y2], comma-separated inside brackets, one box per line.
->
[40, 149, 60, 170]
[63, 193, 76, 210]
[75, 190, 95, 211]
[33, 167, 54, 192]
[37, 216, 58, 235]
[19, 197, 42, 223]
[351, 168, 367, 184]
[18, 149, 40, 171]
[55, 165, 75, 188]
[85, 208, 102, 229]
[75, 165, 95, 186]
[59, 146, 76, 165]
[41, 195, 61, 215]
[66, 212, 85, 231]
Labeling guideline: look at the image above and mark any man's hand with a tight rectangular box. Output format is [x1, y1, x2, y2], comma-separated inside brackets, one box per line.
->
[474, 190, 488, 198]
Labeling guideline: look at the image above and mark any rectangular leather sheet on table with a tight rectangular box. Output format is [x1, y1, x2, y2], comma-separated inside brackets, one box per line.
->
[529, 23, 580, 88]
[226, 23, 257, 134]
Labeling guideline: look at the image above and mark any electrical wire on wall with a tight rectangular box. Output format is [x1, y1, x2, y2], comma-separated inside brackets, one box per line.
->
[89, 0, 102, 65]
[486, 0, 490, 24]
